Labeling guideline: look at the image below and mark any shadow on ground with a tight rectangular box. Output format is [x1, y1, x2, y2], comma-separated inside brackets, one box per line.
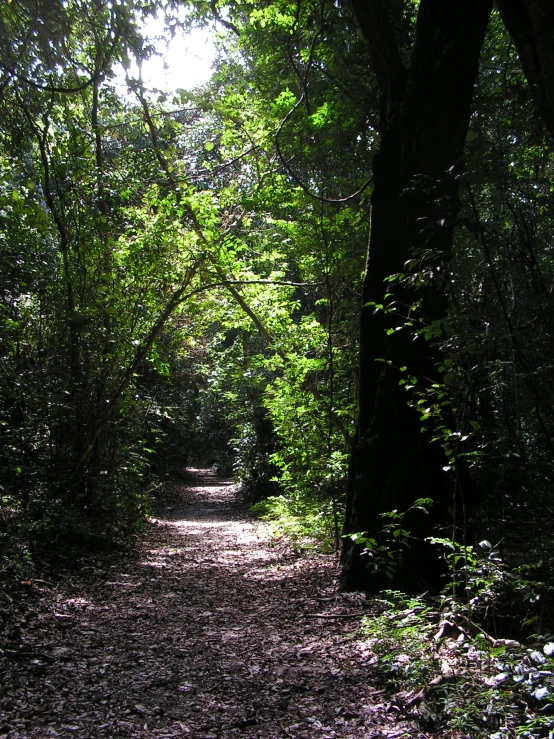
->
[0, 469, 421, 739]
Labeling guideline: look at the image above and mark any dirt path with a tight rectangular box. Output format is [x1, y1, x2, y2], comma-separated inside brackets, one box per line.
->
[0, 470, 419, 739]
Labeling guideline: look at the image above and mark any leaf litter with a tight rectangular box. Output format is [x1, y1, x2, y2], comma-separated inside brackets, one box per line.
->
[0, 469, 425, 739]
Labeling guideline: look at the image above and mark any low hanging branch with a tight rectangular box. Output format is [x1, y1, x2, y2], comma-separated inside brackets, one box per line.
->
[273, 84, 373, 204]
[78, 260, 203, 470]
[0, 20, 122, 95]
[138, 90, 352, 445]
[209, 0, 240, 36]
[0, 58, 101, 94]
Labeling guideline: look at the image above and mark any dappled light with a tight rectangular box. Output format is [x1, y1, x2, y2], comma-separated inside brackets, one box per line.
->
[2, 0, 554, 736]
[0, 470, 408, 738]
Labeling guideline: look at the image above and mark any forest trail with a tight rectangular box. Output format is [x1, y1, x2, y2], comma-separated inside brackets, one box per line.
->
[0, 470, 417, 739]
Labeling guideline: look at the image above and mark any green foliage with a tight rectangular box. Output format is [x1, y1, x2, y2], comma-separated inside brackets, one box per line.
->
[250, 493, 338, 552]
[361, 592, 437, 692]
[0, 0, 269, 556]
[345, 498, 434, 580]
[361, 591, 554, 737]
[1, 0, 554, 643]
[430, 538, 554, 639]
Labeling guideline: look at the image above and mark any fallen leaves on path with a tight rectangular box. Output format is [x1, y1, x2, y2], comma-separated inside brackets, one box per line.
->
[0, 469, 424, 739]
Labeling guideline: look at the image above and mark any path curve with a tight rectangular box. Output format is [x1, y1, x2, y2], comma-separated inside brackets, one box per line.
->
[0, 469, 418, 739]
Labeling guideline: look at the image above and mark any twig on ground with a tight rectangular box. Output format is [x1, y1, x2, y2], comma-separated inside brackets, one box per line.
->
[304, 612, 365, 619]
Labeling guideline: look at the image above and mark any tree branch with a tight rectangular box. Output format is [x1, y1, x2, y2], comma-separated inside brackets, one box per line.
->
[0, 58, 101, 93]
[210, 0, 240, 36]
[496, 0, 554, 140]
[138, 91, 352, 445]
[350, 0, 407, 127]
[275, 93, 374, 202]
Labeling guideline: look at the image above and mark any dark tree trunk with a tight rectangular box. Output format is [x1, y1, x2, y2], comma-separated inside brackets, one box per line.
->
[341, 0, 492, 591]
[496, 0, 554, 141]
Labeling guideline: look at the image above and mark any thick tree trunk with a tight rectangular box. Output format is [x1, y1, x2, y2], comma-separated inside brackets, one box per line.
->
[341, 0, 492, 591]
[496, 0, 554, 141]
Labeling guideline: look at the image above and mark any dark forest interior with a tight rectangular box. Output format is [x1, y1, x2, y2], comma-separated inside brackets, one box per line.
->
[1, 1, 554, 736]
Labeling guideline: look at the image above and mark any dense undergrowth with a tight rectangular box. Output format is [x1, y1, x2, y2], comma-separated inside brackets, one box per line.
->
[249, 493, 341, 554]
[362, 592, 554, 738]
[249, 497, 554, 737]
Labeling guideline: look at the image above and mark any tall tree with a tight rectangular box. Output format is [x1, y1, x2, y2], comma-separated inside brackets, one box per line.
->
[496, 0, 554, 140]
[341, 0, 493, 590]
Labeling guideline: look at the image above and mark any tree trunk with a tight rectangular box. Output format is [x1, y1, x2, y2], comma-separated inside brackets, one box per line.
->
[341, 0, 492, 591]
[496, 0, 554, 141]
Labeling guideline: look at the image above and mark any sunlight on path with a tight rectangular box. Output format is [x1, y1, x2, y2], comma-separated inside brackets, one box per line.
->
[0, 469, 418, 739]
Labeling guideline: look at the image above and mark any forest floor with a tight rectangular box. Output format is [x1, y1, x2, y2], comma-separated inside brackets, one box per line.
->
[0, 468, 427, 739]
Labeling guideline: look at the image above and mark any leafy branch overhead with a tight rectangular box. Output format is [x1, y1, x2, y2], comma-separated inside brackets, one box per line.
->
[1, 8, 554, 718]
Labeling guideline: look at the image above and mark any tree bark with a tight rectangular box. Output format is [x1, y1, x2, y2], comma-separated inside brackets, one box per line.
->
[341, 0, 492, 591]
[496, 0, 554, 141]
